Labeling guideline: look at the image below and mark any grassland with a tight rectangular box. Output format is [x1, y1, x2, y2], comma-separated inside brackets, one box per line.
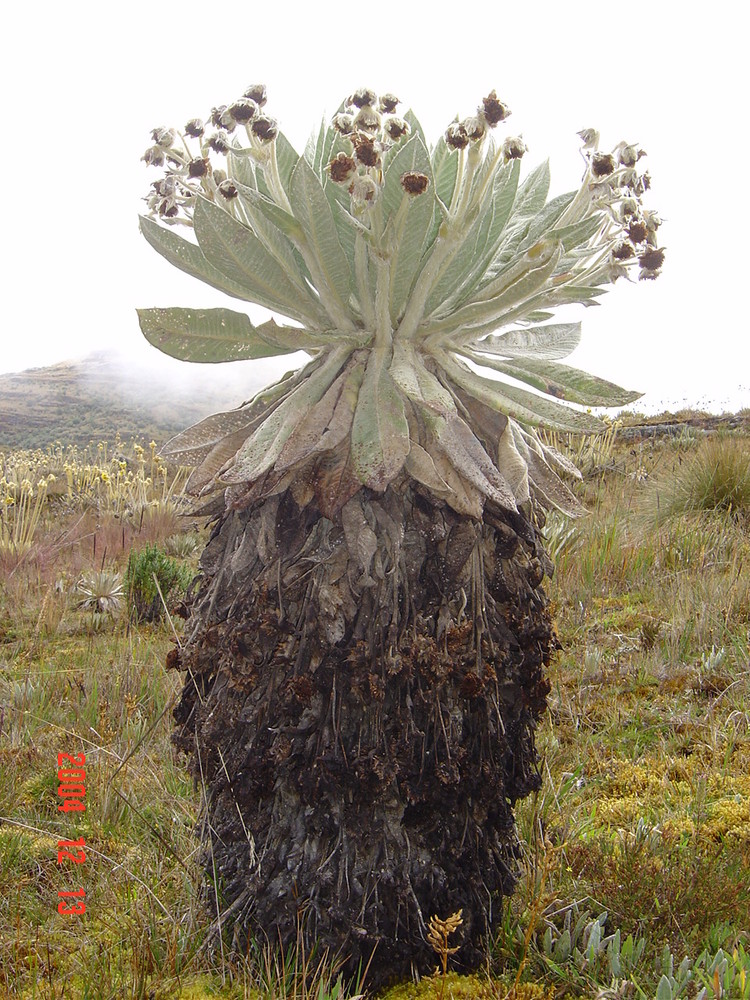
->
[1, 417, 749, 999]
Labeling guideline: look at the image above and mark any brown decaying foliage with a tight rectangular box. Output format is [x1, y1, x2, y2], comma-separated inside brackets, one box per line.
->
[170, 480, 553, 987]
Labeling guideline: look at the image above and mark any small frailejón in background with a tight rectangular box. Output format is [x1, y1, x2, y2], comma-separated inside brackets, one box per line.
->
[138, 84, 662, 986]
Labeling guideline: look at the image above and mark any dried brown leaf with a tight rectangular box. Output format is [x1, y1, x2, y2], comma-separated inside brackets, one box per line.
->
[313, 439, 363, 518]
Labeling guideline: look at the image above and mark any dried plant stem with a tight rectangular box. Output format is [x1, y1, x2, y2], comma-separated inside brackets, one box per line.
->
[428, 909, 464, 998]
[505, 839, 558, 1000]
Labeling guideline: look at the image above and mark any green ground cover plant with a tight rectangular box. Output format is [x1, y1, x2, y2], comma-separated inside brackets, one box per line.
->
[0, 418, 748, 998]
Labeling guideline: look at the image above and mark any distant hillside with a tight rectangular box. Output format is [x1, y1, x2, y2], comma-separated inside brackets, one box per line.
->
[0, 351, 278, 450]
[3, 351, 748, 453]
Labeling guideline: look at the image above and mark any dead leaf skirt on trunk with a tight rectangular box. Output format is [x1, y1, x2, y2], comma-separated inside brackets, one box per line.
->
[171, 480, 553, 988]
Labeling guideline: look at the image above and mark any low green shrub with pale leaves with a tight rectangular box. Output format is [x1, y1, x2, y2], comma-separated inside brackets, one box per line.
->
[125, 544, 192, 623]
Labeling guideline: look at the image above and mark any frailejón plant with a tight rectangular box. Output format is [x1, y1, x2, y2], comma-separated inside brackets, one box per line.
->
[139, 85, 662, 987]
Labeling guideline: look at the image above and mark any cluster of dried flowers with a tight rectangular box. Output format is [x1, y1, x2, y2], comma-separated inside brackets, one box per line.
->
[324, 88, 527, 209]
[141, 84, 277, 222]
[141, 83, 663, 282]
[443, 89, 523, 156]
[576, 129, 664, 280]
[326, 88, 425, 205]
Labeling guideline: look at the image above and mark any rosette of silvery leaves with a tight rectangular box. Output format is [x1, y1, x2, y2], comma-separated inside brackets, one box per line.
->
[138, 86, 663, 518]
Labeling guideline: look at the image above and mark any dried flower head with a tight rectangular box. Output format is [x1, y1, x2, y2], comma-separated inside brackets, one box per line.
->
[354, 106, 380, 133]
[152, 176, 177, 198]
[384, 117, 410, 141]
[251, 115, 278, 142]
[612, 242, 635, 261]
[159, 199, 179, 218]
[146, 183, 175, 218]
[219, 108, 237, 131]
[348, 173, 379, 205]
[229, 98, 258, 123]
[142, 146, 166, 167]
[590, 151, 616, 177]
[577, 128, 600, 150]
[188, 157, 209, 179]
[617, 142, 643, 167]
[332, 112, 355, 135]
[602, 260, 629, 282]
[349, 87, 377, 109]
[379, 93, 400, 114]
[588, 181, 614, 204]
[401, 172, 430, 196]
[210, 106, 228, 128]
[151, 127, 176, 148]
[184, 118, 205, 138]
[218, 179, 238, 199]
[352, 135, 380, 168]
[638, 246, 665, 273]
[207, 132, 230, 154]
[445, 122, 469, 150]
[328, 152, 358, 184]
[243, 83, 267, 106]
[627, 219, 649, 243]
[462, 116, 486, 142]
[643, 209, 662, 234]
[480, 90, 511, 127]
[502, 136, 527, 161]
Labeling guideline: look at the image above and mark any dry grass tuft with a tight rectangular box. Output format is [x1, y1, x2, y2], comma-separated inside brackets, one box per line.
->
[649, 436, 750, 523]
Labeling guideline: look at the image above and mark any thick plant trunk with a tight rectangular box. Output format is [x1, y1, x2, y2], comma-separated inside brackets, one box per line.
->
[171, 482, 553, 988]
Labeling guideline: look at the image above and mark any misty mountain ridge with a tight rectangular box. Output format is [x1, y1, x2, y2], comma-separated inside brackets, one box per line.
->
[3, 350, 748, 453]
[0, 349, 298, 450]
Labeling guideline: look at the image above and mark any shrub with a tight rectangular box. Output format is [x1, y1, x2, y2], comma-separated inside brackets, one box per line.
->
[125, 544, 192, 623]
[566, 833, 750, 952]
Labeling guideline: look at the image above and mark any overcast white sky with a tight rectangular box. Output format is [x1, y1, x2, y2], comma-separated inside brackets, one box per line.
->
[2, 1, 747, 413]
